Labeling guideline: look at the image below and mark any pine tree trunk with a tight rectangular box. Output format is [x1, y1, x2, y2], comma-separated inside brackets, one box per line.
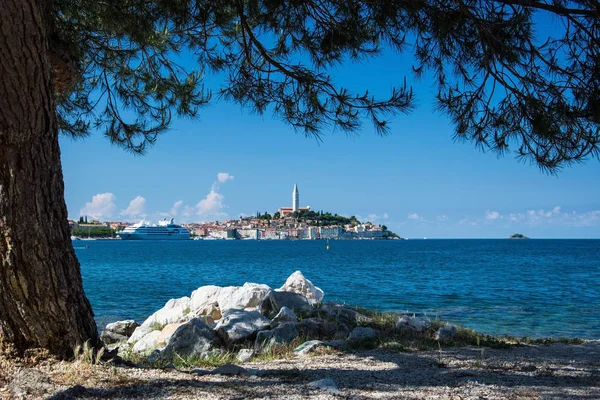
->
[0, 0, 100, 357]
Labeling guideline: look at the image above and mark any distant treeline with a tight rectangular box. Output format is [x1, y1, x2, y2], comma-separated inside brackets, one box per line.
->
[253, 209, 387, 228]
[71, 227, 116, 237]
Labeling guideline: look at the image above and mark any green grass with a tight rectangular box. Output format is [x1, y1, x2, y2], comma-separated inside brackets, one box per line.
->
[149, 321, 168, 331]
[121, 306, 587, 369]
[342, 307, 584, 351]
[253, 336, 308, 362]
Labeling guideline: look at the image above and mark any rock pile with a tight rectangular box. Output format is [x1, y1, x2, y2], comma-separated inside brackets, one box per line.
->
[101, 270, 455, 364]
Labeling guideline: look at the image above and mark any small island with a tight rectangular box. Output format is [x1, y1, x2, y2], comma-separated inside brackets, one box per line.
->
[508, 233, 529, 239]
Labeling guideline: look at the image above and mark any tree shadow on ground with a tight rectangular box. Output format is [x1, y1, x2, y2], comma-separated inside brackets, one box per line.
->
[46, 344, 600, 400]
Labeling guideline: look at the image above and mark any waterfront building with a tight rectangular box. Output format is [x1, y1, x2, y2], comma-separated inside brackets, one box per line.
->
[209, 229, 227, 239]
[106, 221, 128, 231]
[262, 228, 280, 240]
[319, 226, 344, 239]
[238, 229, 260, 240]
[355, 230, 390, 239]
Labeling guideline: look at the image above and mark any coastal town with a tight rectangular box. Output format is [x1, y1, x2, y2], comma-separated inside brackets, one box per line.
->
[70, 184, 399, 240]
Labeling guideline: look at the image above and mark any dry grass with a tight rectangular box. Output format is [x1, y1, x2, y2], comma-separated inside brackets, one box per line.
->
[52, 341, 114, 386]
[254, 336, 308, 362]
[0, 353, 15, 389]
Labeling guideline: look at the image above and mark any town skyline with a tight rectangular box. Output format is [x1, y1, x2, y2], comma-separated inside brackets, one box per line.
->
[66, 173, 600, 239]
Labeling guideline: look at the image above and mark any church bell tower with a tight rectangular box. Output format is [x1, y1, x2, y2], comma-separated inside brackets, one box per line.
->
[292, 183, 299, 212]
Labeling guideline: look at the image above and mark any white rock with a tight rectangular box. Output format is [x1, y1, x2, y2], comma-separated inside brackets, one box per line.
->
[277, 271, 324, 304]
[105, 320, 139, 337]
[436, 325, 457, 340]
[294, 340, 324, 356]
[218, 283, 272, 313]
[236, 349, 254, 363]
[100, 330, 128, 345]
[270, 306, 297, 328]
[348, 327, 377, 341]
[160, 318, 216, 360]
[190, 285, 222, 318]
[142, 297, 191, 327]
[195, 303, 221, 321]
[158, 323, 185, 346]
[212, 286, 237, 313]
[128, 325, 154, 344]
[214, 309, 271, 343]
[308, 378, 341, 395]
[396, 315, 431, 332]
[132, 330, 162, 354]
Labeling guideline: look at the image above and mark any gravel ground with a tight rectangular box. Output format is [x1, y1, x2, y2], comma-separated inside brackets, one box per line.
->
[2, 341, 599, 399]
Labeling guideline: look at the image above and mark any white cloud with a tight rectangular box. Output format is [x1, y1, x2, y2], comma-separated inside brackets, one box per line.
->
[508, 213, 523, 222]
[182, 205, 195, 217]
[121, 196, 146, 217]
[80, 193, 116, 219]
[194, 172, 236, 220]
[196, 190, 228, 220]
[515, 205, 564, 225]
[368, 213, 389, 221]
[217, 172, 234, 183]
[356, 213, 389, 224]
[169, 200, 183, 216]
[573, 210, 600, 227]
[392, 206, 600, 231]
[159, 172, 235, 222]
[478, 205, 600, 228]
[459, 216, 479, 227]
[485, 210, 501, 220]
[552, 206, 561, 214]
[196, 190, 223, 214]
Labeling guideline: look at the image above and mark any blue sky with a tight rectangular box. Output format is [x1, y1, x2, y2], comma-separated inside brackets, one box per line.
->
[59, 14, 600, 239]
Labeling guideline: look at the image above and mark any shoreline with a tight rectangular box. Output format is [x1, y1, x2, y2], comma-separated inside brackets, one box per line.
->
[2, 316, 598, 399]
[94, 311, 593, 343]
[74, 237, 403, 241]
[2, 266, 598, 399]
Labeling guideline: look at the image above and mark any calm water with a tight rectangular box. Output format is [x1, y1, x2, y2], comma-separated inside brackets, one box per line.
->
[75, 239, 600, 339]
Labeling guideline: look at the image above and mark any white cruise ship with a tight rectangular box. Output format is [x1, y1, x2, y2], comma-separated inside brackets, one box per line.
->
[117, 218, 190, 240]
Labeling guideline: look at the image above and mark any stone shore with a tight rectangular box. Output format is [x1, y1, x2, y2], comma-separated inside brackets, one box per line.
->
[1, 271, 598, 399]
[2, 341, 599, 399]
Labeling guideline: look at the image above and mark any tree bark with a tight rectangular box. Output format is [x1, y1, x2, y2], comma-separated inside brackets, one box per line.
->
[0, 0, 100, 357]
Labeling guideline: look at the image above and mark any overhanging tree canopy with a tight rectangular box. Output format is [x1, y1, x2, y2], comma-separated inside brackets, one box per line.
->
[1, 0, 599, 358]
[55, 0, 600, 171]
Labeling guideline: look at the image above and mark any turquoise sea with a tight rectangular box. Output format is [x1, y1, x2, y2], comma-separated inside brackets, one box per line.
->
[75, 239, 600, 339]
